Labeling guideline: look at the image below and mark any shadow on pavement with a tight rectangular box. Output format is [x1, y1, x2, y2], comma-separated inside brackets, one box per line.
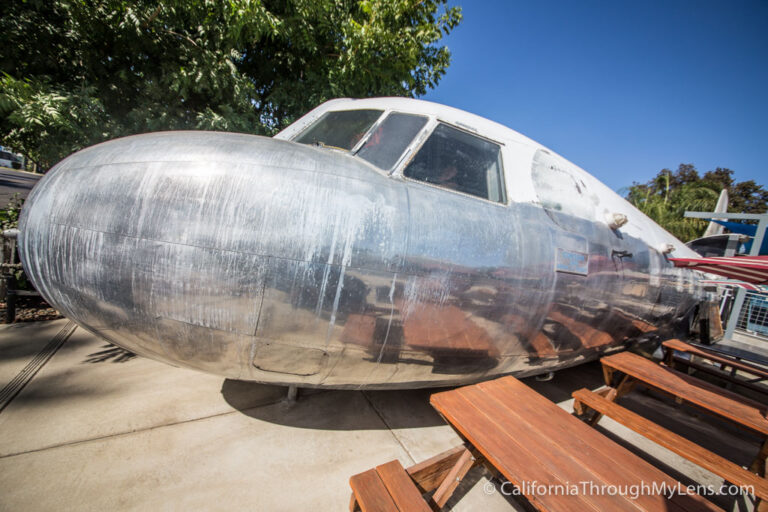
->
[221, 378, 447, 431]
[0, 321, 73, 362]
[83, 344, 137, 364]
[523, 360, 606, 402]
[220, 360, 609, 432]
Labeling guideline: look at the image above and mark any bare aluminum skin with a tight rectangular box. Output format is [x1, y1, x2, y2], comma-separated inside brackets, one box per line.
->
[18, 98, 707, 389]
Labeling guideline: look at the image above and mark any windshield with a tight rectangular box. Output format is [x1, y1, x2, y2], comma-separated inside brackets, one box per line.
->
[356, 113, 428, 170]
[295, 110, 382, 150]
[294, 109, 429, 172]
[404, 123, 506, 203]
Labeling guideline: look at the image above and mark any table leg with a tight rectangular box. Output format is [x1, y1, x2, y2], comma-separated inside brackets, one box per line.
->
[602, 364, 615, 387]
[663, 347, 674, 367]
[587, 375, 634, 426]
[749, 438, 768, 477]
[430, 448, 477, 508]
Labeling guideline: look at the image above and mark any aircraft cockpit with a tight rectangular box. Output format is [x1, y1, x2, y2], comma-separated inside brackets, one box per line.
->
[293, 109, 507, 204]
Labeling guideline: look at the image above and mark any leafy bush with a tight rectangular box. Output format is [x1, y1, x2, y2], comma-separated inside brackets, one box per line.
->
[0, 193, 24, 231]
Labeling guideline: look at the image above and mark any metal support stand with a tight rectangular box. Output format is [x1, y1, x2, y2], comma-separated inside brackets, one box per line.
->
[724, 288, 746, 340]
[1, 229, 18, 323]
[285, 385, 298, 402]
[535, 371, 555, 382]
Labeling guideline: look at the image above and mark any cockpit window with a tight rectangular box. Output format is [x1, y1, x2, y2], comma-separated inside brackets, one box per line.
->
[356, 113, 428, 170]
[295, 109, 383, 150]
[403, 123, 506, 203]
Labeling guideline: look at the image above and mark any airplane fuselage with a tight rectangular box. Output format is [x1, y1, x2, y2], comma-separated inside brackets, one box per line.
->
[19, 98, 707, 388]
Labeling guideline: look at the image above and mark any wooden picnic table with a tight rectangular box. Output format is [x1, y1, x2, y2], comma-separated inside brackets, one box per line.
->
[572, 387, 768, 502]
[602, 351, 768, 436]
[662, 339, 768, 396]
[663, 339, 768, 379]
[429, 376, 721, 511]
[702, 340, 768, 368]
[600, 350, 768, 476]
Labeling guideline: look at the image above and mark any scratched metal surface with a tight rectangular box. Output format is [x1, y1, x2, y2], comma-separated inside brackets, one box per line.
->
[18, 104, 708, 389]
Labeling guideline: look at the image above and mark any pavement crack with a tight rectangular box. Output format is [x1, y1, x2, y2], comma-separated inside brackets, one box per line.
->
[361, 391, 417, 465]
[0, 389, 298, 460]
[0, 407, 246, 460]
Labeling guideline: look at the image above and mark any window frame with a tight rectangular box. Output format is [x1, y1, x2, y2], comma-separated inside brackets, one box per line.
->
[394, 120, 509, 206]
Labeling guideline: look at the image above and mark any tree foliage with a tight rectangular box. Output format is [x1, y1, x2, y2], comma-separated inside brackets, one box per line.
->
[0, 0, 461, 169]
[626, 164, 768, 242]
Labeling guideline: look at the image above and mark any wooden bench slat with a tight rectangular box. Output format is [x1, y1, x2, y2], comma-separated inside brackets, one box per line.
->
[476, 378, 721, 512]
[350, 468, 400, 512]
[602, 351, 768, 436]
[375, 460, 432, 512]
[573, 387, 768, 501]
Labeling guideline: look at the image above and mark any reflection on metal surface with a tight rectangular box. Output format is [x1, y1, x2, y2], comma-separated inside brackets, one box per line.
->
[18, 98, 710, 389]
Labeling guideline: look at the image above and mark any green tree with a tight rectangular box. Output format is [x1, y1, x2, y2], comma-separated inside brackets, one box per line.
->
[626, 164, 768, 242]
[0, 0, 461, 169]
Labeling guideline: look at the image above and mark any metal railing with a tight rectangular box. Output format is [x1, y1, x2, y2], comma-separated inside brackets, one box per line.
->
[735, 289, 768, 339]
[715, 284, 768, 342]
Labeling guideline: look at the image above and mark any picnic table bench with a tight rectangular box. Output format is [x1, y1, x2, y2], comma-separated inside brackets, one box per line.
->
[662, 338, 768, 396]
[349, 445, 477, 511]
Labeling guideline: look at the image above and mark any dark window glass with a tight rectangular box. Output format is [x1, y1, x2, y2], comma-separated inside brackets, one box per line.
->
[295, 110, 383, 150]
[356, 113, 428, 170]
[403, 124, 506, 203]
[686, 234, 745, 257]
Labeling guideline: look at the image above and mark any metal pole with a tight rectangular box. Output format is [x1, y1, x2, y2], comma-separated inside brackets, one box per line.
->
[724, 289, 745, 340]
[720, 214, 767, 340]
[684, 212, 768, 220]
[752, 216, 767, 258]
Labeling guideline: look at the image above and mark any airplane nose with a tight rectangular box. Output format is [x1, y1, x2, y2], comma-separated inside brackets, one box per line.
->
[18, 131, 407, 380]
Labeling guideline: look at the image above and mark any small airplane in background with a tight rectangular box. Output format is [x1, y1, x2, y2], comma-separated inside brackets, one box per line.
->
[18, 97, 710, 389]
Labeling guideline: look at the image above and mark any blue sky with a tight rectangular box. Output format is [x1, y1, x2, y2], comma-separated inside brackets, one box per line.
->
[423, 0, 768, 194]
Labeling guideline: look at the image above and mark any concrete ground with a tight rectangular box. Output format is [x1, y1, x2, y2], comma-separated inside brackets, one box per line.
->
[0, 321, 763, 511]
